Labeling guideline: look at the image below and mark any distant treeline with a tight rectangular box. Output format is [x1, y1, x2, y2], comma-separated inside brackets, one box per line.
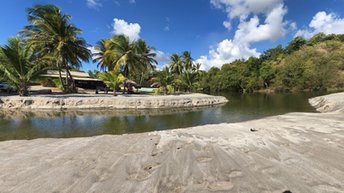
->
[200, 33, 344, 93]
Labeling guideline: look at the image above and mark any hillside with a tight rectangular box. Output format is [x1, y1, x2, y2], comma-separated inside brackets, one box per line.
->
[200, 33, 344, 93]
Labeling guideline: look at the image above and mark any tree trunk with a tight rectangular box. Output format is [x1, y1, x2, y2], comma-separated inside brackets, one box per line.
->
[57, 61, 66, 91]
[18, 82, 28, 96]
[65, 69, 69, 90]
[66, 68, 76, 92]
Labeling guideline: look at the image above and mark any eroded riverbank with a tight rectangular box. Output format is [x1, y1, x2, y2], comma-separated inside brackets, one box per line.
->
[0, 93, 228, 109]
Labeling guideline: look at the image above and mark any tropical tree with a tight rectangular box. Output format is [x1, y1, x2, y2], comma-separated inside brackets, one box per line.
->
[169, 54, 183, 75]
[182, 51, 193, 70]
[285, 36, 307, 54]
[21, 4, 91, 91]
[177, 63, 201, 92]
[134, 39, 157, 84]
[98, 71, 126, 96]
[151, 67, 174, 94]
[93, 39, 116, 71]
[0, 38, 49, 96]
[93, 35, 157, 82]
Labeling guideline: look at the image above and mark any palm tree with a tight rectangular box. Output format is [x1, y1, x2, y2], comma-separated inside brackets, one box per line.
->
[0, 38, 49, 96]
[93, 35, 157, 82]
[182, 51, 193, 71]
[98, 72, 126, 96]
[178, 69, 200, 92]
[93, 39, 116, 71]
[21, 4, 91, 91]
[134, 39, 157, 72]
[151, 67, 174, 94]
[134, 39, 157, 84]
[169, 54, 183, 75]
[109, 35, 136, 77]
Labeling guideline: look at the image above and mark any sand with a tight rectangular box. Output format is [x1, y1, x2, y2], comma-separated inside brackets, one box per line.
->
[0, 93, 228, 109]
[0, 93, 343, 193]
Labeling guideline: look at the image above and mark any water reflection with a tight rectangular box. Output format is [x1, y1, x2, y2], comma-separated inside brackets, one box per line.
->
[0, 92, 322, 141]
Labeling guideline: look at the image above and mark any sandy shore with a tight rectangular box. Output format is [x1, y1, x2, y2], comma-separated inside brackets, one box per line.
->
[0, 93, 228, 109]
[0, 93, 343, 193]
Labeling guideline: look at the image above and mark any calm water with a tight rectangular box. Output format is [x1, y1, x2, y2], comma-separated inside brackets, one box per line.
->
[0, 92, 323, 141]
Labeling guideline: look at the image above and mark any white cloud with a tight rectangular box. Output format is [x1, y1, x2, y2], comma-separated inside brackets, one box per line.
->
[87, 46, 99, 60]
[198, 0, 291, 70]
[289, 22, 297, 31]
[210, 0, 283, 20]
[129, 0, 136, 4]
[295, 11, 344, 39]
[155, 50, 170, 63]
[112, 18, 141, 41]
[196, 39, 259, 70]
[233, 4, 287, 44]
[223, 21, 231, 31]
[86, 0, 102, 9]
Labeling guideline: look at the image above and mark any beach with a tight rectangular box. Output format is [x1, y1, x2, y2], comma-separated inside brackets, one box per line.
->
[0, 92, 343, 193]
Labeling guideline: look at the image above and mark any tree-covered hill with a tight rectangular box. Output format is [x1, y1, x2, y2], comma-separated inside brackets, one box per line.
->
[201, 33, 344, 93]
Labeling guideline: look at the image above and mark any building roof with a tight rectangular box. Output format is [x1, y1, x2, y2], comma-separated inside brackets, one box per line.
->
[41, 70, 102, 82]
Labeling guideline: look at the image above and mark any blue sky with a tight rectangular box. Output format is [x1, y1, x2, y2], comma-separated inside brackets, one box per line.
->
[1, 0, 344, 71]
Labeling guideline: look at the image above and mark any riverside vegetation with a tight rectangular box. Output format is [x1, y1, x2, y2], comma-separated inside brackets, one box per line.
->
[0, 4, 344, 96]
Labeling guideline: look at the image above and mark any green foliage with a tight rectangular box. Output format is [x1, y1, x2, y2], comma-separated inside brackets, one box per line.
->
[88, 70, 100, 79]
[93, 35, 157, 82]
[53, 79, 64, 91]
[261, 45, 285, 61]
[0, 38, 49, 96]
[97, 71, 126, 96]
[40, 78, 55, 87]
[285, 36, 307, 54]
[199, 33, 344, 93]
[21, 4, 91, 91]
[166, 85, 174, 94]
[150, 51, 203, 94]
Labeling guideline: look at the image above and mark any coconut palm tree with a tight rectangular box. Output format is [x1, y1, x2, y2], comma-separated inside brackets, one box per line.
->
[21, 4, 91, 91]
[93, 35, 157, 82]
[178, 68, 200, 92]
[182, 51, 193, 71]
[108, 35, 136, 77]
[0, 38, 49, 96]
[93, 39, 116, 71]
[134, 39, 157, 73]
[151, 67, 174, 94]
[169, 54, 183, 75]
[134, 39, 157, 84]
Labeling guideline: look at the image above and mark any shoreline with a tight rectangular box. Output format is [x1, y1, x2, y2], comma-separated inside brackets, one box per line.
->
[0, 93, 228, 110]
[0, 92, 343, 192]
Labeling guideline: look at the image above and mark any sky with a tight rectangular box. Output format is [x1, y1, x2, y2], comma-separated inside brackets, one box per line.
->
[1, 0, 344, 71]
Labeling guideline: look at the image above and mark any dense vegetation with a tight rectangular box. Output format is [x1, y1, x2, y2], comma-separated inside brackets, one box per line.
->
[92, 34, 157, 92]
[200, 33, 344, 93]
[0, 38, 50, 96]
[150, 51, 202, 94]
[0, 4, 90, 95]
[1, 4, 344, 96]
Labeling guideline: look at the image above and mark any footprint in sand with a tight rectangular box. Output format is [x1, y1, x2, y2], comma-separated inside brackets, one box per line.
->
[228, 170, 243, 178]
[207, 181, 234, 191]
[127, 162, 161, 181]
[196, 156, 213, 163]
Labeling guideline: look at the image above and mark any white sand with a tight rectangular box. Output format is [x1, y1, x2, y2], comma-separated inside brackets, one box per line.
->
[0, 93, 343, 193]
[0, 93, 228, 109]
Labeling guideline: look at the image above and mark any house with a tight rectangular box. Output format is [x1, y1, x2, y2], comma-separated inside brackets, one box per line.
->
[41, 70, 105, 89]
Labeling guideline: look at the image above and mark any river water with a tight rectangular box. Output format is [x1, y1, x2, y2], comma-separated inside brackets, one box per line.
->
[0, 92, 323, 141]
